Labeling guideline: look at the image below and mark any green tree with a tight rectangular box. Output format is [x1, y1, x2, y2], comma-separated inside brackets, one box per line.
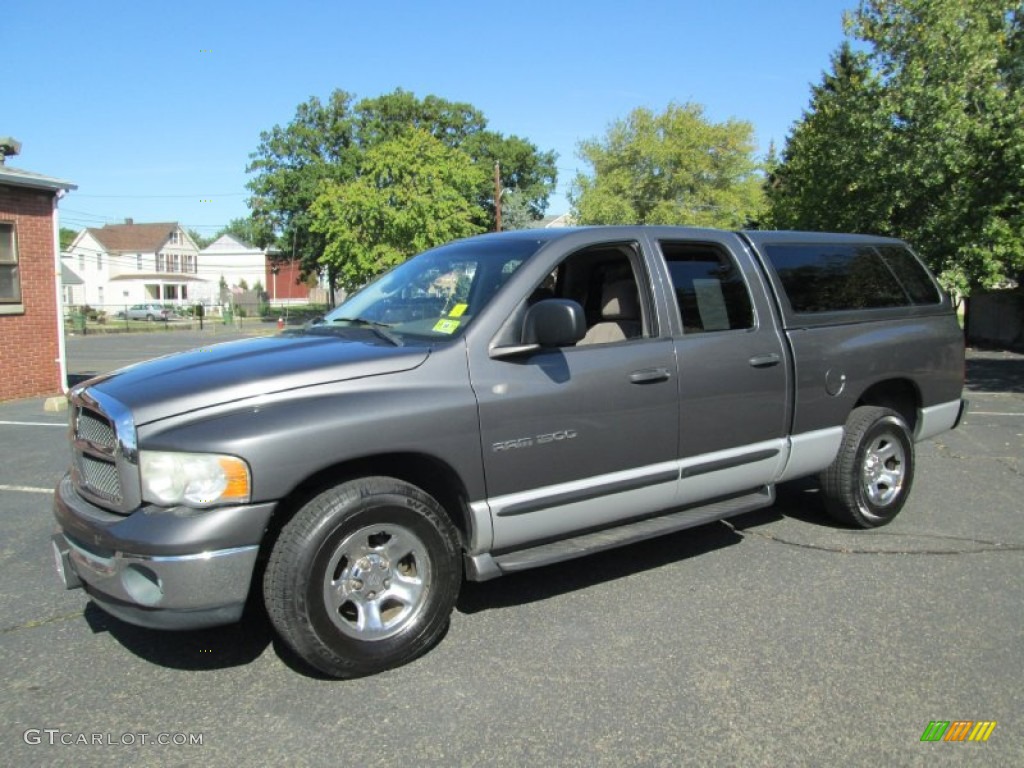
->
[188, 229, 215, 249]
[570, 102, 765, 228]
[310, 129, 486, 291]
[766, 43, 891, 233]
[59, 227, 79, 251]
[246, 88, 557, 293]
[771, 0, 1024, 296]
[354, 89, 558, 220]
[216, 217, 275, 248]
[247, 90, 359, 300]
[500, 189, 535, 231]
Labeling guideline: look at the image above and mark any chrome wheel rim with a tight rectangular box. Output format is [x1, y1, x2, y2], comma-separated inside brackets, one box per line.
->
[861, 432, 905, 507]
[322, 524, 432, 641]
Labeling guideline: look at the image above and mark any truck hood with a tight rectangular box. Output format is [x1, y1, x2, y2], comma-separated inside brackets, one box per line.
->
[84, 333, 431, 425]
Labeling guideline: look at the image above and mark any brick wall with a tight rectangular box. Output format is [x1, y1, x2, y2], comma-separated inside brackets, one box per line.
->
[0, 184, 62, 401]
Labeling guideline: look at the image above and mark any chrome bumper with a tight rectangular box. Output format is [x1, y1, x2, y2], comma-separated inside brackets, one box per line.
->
[52, 473, 274, 630]
[52, 531, 258, 629]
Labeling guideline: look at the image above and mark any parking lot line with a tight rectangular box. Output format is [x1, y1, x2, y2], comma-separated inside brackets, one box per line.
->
[968, 411, 1024, 416]
[0, 484, 53, 494]
[0, 421, 66, 427]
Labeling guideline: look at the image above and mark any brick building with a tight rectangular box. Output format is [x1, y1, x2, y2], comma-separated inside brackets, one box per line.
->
[0, 140, 76, 401]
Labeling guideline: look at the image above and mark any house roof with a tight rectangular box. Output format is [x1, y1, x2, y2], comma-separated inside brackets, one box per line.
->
[87, 222, 180, 253]
[61, 263, 84, 285]
[535, 213, 575, 228]
[0, 165, 77, 193]
[207, 233, 256, 250]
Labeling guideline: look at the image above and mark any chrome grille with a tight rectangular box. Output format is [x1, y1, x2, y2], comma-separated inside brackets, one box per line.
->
[69, 391, 139, 514]
[80, 454, 122, 502]
[76, 407, 116, 449]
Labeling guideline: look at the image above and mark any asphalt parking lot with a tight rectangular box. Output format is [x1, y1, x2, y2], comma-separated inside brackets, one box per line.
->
[1, 333, 1021, 766]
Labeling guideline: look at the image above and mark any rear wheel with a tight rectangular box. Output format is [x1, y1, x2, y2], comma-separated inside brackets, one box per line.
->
[264, 477, 461, 678]
[820, 406, 914, 528]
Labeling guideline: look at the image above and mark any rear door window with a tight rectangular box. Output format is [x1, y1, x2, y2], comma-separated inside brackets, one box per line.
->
[660, 241, 754, 333]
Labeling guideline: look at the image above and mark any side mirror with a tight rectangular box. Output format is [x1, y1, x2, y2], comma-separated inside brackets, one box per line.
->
[524, 299, 587, 347]
[489, 299, 586, 360]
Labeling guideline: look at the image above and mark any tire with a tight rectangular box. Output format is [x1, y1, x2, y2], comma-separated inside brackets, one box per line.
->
[263, 477, 462, 678]
[145, 314, 154, 322]
[820, 406, 915, 528]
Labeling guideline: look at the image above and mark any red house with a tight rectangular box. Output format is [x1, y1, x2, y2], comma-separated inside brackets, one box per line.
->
[266, 258, 314, 304]
[0, 139, 76, 401]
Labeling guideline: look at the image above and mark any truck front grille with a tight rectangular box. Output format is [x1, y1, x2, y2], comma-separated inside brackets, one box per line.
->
[79, 454, 122, 502]
[76, 407, 116, 450]
[69, 392, 139, 515]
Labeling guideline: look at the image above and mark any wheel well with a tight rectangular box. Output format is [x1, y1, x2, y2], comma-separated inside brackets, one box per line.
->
[855, 379, 920, 431]
[260, 453, 473, 560]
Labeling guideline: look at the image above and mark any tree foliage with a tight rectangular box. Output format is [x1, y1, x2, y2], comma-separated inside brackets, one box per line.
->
[769, 0, 1024, 294]
[310, 129, 486, 291]
[59, 227, 79, 251]
[570, 103, 765, 228]
[247, 89, 557, 294]
[764, 43, 892, 233]
[216, 217, 275, 249]
[188, 229, 215, 249]
[500, 189, 536, 231]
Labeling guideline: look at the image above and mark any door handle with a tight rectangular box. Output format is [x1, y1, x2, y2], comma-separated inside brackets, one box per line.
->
[630, 367, 672, 384]
[748, 353, 781, 368]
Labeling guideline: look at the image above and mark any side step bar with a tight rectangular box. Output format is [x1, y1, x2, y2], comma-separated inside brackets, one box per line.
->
[464, 485, 774, 581]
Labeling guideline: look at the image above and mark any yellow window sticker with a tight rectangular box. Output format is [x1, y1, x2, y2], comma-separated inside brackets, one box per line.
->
[433, 318, 461, 334]
[449, 303, 468, 318]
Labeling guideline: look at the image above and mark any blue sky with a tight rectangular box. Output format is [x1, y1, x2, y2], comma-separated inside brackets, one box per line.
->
[7, 0, 857, 237]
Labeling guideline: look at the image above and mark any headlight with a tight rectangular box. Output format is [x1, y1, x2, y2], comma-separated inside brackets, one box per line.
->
[139, 451, 251, 508]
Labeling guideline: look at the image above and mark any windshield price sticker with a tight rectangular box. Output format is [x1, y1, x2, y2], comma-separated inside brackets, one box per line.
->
[433, 318, 461, 334]
[449, 303, 468, 318]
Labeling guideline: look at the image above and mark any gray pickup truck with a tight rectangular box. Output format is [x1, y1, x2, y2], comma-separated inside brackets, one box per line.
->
[52, 226, 966, 677]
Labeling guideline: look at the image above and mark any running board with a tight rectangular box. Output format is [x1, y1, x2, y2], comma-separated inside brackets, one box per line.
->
[465, 486, 774, 580]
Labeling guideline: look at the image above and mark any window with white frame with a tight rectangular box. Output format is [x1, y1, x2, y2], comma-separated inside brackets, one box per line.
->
[0, 222, 20, 304]
[137, 253, 143, 270]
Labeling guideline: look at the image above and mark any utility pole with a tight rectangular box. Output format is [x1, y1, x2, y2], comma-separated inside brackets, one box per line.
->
[494, 161, 502, 232]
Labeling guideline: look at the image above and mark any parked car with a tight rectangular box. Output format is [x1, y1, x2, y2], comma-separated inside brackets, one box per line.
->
[52, 227, 965, 678]
[117, 303, 170, 321]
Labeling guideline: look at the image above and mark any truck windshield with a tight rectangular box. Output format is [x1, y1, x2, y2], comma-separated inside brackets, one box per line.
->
[322, 237, 543, 341]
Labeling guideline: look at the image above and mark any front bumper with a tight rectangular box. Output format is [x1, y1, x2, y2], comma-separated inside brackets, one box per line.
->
[52, 473, 276, 630]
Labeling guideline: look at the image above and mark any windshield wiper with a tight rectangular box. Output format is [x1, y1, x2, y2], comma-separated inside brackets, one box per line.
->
[329, 317, 403, 346]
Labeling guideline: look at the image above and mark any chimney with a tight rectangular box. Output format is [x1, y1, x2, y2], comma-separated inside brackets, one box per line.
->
[125, 218, 134, 226]
[0, 137, 22, 165]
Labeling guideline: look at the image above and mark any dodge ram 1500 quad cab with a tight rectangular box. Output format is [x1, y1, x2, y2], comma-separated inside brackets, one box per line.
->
[52, 226, 966, 677]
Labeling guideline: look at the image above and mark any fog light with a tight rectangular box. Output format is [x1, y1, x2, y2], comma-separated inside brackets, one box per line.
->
[122, 564, 163, 606]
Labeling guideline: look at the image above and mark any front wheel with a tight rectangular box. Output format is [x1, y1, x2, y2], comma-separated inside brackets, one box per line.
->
[820, 406, 915, 528]
[264, 477, 462, 678]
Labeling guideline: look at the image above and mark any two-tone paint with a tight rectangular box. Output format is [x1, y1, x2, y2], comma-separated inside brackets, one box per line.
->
[52, 226, 965, 628]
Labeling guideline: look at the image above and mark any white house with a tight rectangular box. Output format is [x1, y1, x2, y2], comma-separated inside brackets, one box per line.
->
[64, 220, 203, 310]
[195, 234, 270, 304]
